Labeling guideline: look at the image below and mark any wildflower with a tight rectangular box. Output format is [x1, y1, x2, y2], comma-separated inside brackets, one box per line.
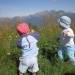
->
[51, 29, 52, 31]
[16, 36, 18, 38]
[9, 36, 11, 38]
[7, 52, 11, 55]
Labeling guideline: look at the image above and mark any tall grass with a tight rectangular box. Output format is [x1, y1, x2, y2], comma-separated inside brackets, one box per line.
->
[0, 23, 75, 75]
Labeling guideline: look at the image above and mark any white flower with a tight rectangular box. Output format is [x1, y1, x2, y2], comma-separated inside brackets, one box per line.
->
[7, 52, 11, 55]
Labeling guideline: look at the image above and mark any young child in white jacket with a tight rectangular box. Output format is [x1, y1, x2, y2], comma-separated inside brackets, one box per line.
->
[57, 16, 75, 65]
[16, 23, 40, 75]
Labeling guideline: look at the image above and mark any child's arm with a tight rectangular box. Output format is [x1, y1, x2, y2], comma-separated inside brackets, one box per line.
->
[57, 36, 60, 41]
[30, 29, 40, 40]
[16, 37, 22, 48]
[63, 31, 74, 38]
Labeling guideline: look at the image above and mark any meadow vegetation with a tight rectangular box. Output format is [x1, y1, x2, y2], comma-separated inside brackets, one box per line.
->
[0, 20, 75, 75]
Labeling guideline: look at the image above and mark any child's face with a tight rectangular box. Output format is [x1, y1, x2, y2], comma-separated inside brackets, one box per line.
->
[59, 25, 65, 30]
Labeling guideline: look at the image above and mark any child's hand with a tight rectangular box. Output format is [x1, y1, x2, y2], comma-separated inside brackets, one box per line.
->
[57, 37, 60, 41]
[63, 31, 68, 36]
[30, 29, 35, 33]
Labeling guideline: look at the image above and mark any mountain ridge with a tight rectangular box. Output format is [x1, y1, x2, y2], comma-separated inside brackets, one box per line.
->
[0, 10, 75, 27]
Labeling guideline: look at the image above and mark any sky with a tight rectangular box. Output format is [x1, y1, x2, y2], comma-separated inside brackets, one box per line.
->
[0, 0, 75, 17]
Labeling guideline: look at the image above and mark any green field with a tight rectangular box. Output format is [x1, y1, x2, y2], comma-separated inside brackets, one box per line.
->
[0, 22, 75, 75]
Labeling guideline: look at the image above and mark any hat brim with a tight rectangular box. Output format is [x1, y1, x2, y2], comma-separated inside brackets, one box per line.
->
[58, 19, 70, 28]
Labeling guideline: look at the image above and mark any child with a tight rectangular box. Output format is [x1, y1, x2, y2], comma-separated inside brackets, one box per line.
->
[57, 16, 75, 65]
[16, 23, 40, 75]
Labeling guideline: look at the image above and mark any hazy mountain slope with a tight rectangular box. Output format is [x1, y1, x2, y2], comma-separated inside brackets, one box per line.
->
[0, 10, 75, 27]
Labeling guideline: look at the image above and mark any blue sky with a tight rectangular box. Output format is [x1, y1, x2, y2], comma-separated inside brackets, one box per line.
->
[0, 0, 75, 17]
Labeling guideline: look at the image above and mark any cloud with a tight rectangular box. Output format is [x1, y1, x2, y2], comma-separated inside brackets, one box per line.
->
[52, 0, 56, 4]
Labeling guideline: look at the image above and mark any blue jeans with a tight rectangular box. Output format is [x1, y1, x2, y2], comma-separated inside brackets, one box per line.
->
[57, 45, 75, 65]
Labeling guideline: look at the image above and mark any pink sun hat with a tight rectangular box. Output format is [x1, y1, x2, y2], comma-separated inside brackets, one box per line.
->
[16, 23, 30, 35]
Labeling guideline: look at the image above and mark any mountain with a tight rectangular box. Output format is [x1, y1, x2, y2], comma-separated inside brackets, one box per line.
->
[0, 10, 75, 27]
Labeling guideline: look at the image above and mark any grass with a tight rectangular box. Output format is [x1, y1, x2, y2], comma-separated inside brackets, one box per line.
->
[0, 24, 75, 75]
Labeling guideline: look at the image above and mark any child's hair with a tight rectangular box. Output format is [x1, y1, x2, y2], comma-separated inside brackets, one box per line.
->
[16, 23, 30, 35]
